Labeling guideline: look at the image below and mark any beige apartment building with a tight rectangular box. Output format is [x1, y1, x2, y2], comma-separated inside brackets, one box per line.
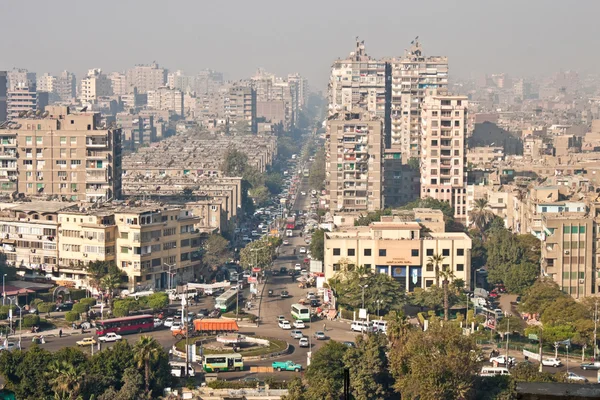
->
[420, 93, 468, 219]
[7, 84, 38, 121]
[0, 106, 122, 202]
[323, 219, 472, 292]
[326, 109, 382, 212]
[80, 69, 113, 104]
[466, 146, 504, 167]
[147, 87, 184, 117]
[126, 63, 167, 95]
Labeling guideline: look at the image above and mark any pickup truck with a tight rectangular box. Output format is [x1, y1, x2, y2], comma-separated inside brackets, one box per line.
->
[272, 361, 302, 372]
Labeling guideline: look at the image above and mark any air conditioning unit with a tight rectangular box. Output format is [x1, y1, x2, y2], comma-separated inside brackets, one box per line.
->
[565, 250, 570, 255]
[18, 234, 22, 238]
[83, 253, 88, 257]
[31, 249, 36, 253]
[37, 235, 42, 240]
[579, 279, 584, 284]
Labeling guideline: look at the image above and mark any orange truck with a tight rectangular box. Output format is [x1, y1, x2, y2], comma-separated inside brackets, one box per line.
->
[172, 318, 239, 339]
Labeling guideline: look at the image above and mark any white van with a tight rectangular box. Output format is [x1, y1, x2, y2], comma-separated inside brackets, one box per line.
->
[480, 367, 510, 377]
[373, 320, 388, 334]
[170, 362, 195, 377]
[351, 320, 375, 333]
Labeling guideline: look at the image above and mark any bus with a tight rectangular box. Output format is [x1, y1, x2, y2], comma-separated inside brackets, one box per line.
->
[95, 314, 154, 336]
[203, 353, 244, 372]
[215, 289, 239, 312]
[303, 169, 310, 177]
[291, 303, 311, 321]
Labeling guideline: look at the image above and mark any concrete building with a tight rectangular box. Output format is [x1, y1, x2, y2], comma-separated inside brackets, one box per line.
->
[126, 63, 167, 94]
[420, 93, 468, 219]
[0, 71, 6, 122]
[196, 69, 223, 94]
[109, 72, 129, 97]
[80, 69, 113, 104]
[226, 85, 257, 133]
[7, 69, 36, 91]
[323, 218, 472, 291]
[7, 83, 38, 121]
[54, 71, 77, 103]
[326, 109, 383, 212]
[0, 106, 122, 201]
[147, 87, 184, 116]
[36, 73, 55, 93]
[466, 146, 504, 167]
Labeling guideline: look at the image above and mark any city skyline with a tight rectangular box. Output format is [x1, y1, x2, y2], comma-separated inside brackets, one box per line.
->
[2, 0, 599, 90]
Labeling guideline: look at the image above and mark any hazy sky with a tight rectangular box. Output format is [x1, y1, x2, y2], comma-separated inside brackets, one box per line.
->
[1, 0, 599, 91]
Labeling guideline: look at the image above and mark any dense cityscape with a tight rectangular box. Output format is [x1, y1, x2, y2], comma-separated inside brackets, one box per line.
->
[0, 2, 600, 400]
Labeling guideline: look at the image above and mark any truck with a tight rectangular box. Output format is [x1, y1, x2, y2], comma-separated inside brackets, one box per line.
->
[272, 361, 302, 372]
[286, 229, 293, 237]
[172, 318, 239, 339]
[286, 216, 296, 230]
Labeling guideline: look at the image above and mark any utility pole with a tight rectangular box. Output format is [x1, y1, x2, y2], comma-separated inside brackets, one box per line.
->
[505, 315, 510, 360]
[594, 300, 598, 361]
[538, 327, 544, 373]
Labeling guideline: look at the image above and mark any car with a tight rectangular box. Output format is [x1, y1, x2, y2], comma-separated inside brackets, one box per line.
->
[283, 240, 290, 245]
[299, 337, 309, 348]
[489, 355, 515, 365]
[164, 318, 174, 328]
[306, 292, 316, 299]
[290, 330, 304, 339]
[55, 302, 74, 312]
[541, 358, 562, 367]
[293, 320, 306, 329]
[294, 264, 302, 271]
[209, 309, 221, 318]
[272, 361, 302, 372]
[76, 337, 97, 346]
[300, 191, 306, 196]
[153, 318, 163, 329]
[310, 299, 320, 307]
[342, 341, 355, 348]
[566, 372, 588, 383]
[197, 308, 210, 318]
[313, 331, 327, 340]
[280, 267, 288, 274]
[98, 332, 123, 343]
[242, 235, 251, 242]
[299, 247, 306, 254]
[170, 321, 183, 331]
[277, 315, 286, 322]
[580, 362, 600, 370]
[280, 290, 290, 298]
[279, 320, 292, 330]
[0, 342, 16, 351]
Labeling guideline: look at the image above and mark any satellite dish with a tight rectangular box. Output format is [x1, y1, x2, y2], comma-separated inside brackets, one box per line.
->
[35, 110, 42, 116]
[26, 110, 33, 117]
[42, 111, 49, 118]
[18, 111, 26, 117]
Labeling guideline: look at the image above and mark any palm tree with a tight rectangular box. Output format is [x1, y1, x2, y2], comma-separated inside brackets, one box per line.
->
[46, 360, 82, 400]
[134, 335, 161, 394]
[439, 266, 456, 321]
[469, 198, 494, 238]
[427, 254, 445, 287]
[384, 310, 411, 344]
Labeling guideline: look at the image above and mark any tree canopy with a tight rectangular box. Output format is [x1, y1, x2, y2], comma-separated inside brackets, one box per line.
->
[309, 229, 325, 261]
[202, 234, 232, 270]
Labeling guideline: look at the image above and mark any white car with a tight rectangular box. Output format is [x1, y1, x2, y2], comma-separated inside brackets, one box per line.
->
[541, 358, 562, 367]
[98, 332, 123, 342]
[278, 320, 292, 330]
[164, 317, 174, 328]
[153, 318, 163, 329]
[294, 263, 302, 271]
[283, 240, 290, 245]
[299, 247, 306, 254]
[299, 337, 309, 348]
[489, 355, 515, 365]
[300, 191, 306, 196]
[293, 320, 306, 329]
[566, 372, 588, 383]
[170, 321, 183, 331]
[0, 342, 16, 351]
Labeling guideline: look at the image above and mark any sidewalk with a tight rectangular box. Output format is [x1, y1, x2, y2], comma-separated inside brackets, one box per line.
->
[5, 327, 89, 340]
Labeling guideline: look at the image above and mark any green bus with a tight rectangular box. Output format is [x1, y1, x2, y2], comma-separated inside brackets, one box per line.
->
[215, 289, 239, 312]
[203, 353, 244, 372]
[291, 303, 311, 321]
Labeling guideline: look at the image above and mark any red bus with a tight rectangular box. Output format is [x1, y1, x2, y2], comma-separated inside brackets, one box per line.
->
[95, 314, 154, 336]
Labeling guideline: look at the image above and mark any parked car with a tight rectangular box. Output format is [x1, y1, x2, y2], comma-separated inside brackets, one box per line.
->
[541, 358, 562, 367]
[197, 309, 210, 318]
[294, 264, 302, 271]
[299, 247, 306, 254]
[170, 321, 183, 331]
[299, 337, 309, 348]
[280, 291, 290, 299]
[272, 361, 302, 372]
[153, 318, 163, 329]
[55, 302, 74, 312]
[293, 320, 305, 329]
[76, 337, 97, 346]
[580, 362, 600, 370]
[489, 355, 516, 365]
[208, 309, 221, 318]
[566, 372, 588, 383]
[98, 332, 123, 343]
[0, 342, 16, 351]
[342, 341, 355, 348]
[290, 330, 303, 339]
[313, 331, 327, 340]
[278, 320, 292, 330]
[164, 317, 175, 328]
[277, 315, 286, 322]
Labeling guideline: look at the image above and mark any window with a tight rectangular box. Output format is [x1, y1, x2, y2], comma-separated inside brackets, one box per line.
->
[571, 226, 578, 234]
[347, 249, 355, 256]
[457, 248, 464, 256]
[579, 226, 586, 234]
[426, 264, 434, 272]
[25, 136, 32, 145]
[60, 137, 67, 145]
[411, 249, 419, 257]
[120, 246, 129, 254]
[333, 248, 340, 256]
[36, 137, 42, 144]
[426, 249, 434, 256]
[425, 280, 434, 288]
[456, 264, 464, 271]
[563, 226, 570, 234]
[364, 248, 372, 256]
[70, 137, 77, 145]
[442, 249, 450, 256]
[379, 249, 387, 257]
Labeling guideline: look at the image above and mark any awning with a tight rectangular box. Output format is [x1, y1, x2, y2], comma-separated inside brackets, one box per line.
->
[1, 239, 15, 244]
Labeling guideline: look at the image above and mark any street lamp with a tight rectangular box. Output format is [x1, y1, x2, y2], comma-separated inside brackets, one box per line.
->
[376, 299, 382, 318]
[2, 274, 6, 306]
[359, 284, 368, 310]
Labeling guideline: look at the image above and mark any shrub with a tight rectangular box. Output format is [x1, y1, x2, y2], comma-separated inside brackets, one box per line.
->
[112, 300, 131, 317]
[79, 298, 97, 307]
[30, 298, 44, 308]
[37, 302, 55, 315]
[22, 314, 40, 328]
[72, 303, 89, 314]
[69, 289, 87, 301]
[65, 311, 80, 322]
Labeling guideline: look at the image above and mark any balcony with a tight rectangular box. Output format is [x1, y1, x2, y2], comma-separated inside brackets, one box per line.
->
[0, 151, 17, 159]
[86, 138, 108, 148]
[86, 171, 108, 183]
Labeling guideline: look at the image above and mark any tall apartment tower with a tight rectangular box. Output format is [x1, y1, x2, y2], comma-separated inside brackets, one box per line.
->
[420, 93, 468, 219]
[389, 40, 448, 161]
[328, 39, 391, 141]
[327, 109, 383, 212]
[54, 71, 77, 102]
[147, 87, 184, 116]
[0, 72, 6, 122]
[36, 73, 56, 93]
[7, 69, 36, 91]
[7, 83, 38, 121]
[109, 72, 129, 96]
[80, 69, 113, 104]
[0, 105, 122, 201]
[226, 86, 257, 133]
[126, 63, 167, 94]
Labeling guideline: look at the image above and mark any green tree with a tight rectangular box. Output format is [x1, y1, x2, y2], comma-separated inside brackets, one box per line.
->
[308, 147, 326, 190]
[389, 321, 480, 400]
[427, 253, 445, 287]
[305, 341, 348, 399]
[72, 302, 89, 315]
[54, 347, 89, 371]
[88, 340, 135, 391]
[344, 333, 392, 399]
[249, 185, 270, 206]
[65, 311, 80, 322]
[13, 345, 54, 399]
[133, 336, 162, 394]
[469, 198, 494, 238]
[407, 157, 420, 171]
[112, 300, 131, 317]
[282, 377, 306, 400]
[440, 265, 456, 321]
[146, 292, 169, 311]
[85, 260, 113, 291]
[519, 279, 566, 316]
[202, 234, 231, 271]
[37, 301, 54, 316]
[46, 360, 82, 400]
[239, 239, 275, 269]
[221, 148, 249, 177]
[309, 229, 325, 261]
[264, 171, 284, 195]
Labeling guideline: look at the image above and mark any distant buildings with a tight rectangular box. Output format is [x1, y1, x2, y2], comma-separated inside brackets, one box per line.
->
[7, 84, 38, 121]
[54, 71, 77, 102]
[0, 71, 6, 122]
[80, 69, 112, 104]
[126, 63, 167, 94]
[147, 87, 184, 117]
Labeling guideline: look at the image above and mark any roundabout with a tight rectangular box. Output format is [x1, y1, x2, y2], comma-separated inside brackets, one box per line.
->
[174, 334, 289, 359]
